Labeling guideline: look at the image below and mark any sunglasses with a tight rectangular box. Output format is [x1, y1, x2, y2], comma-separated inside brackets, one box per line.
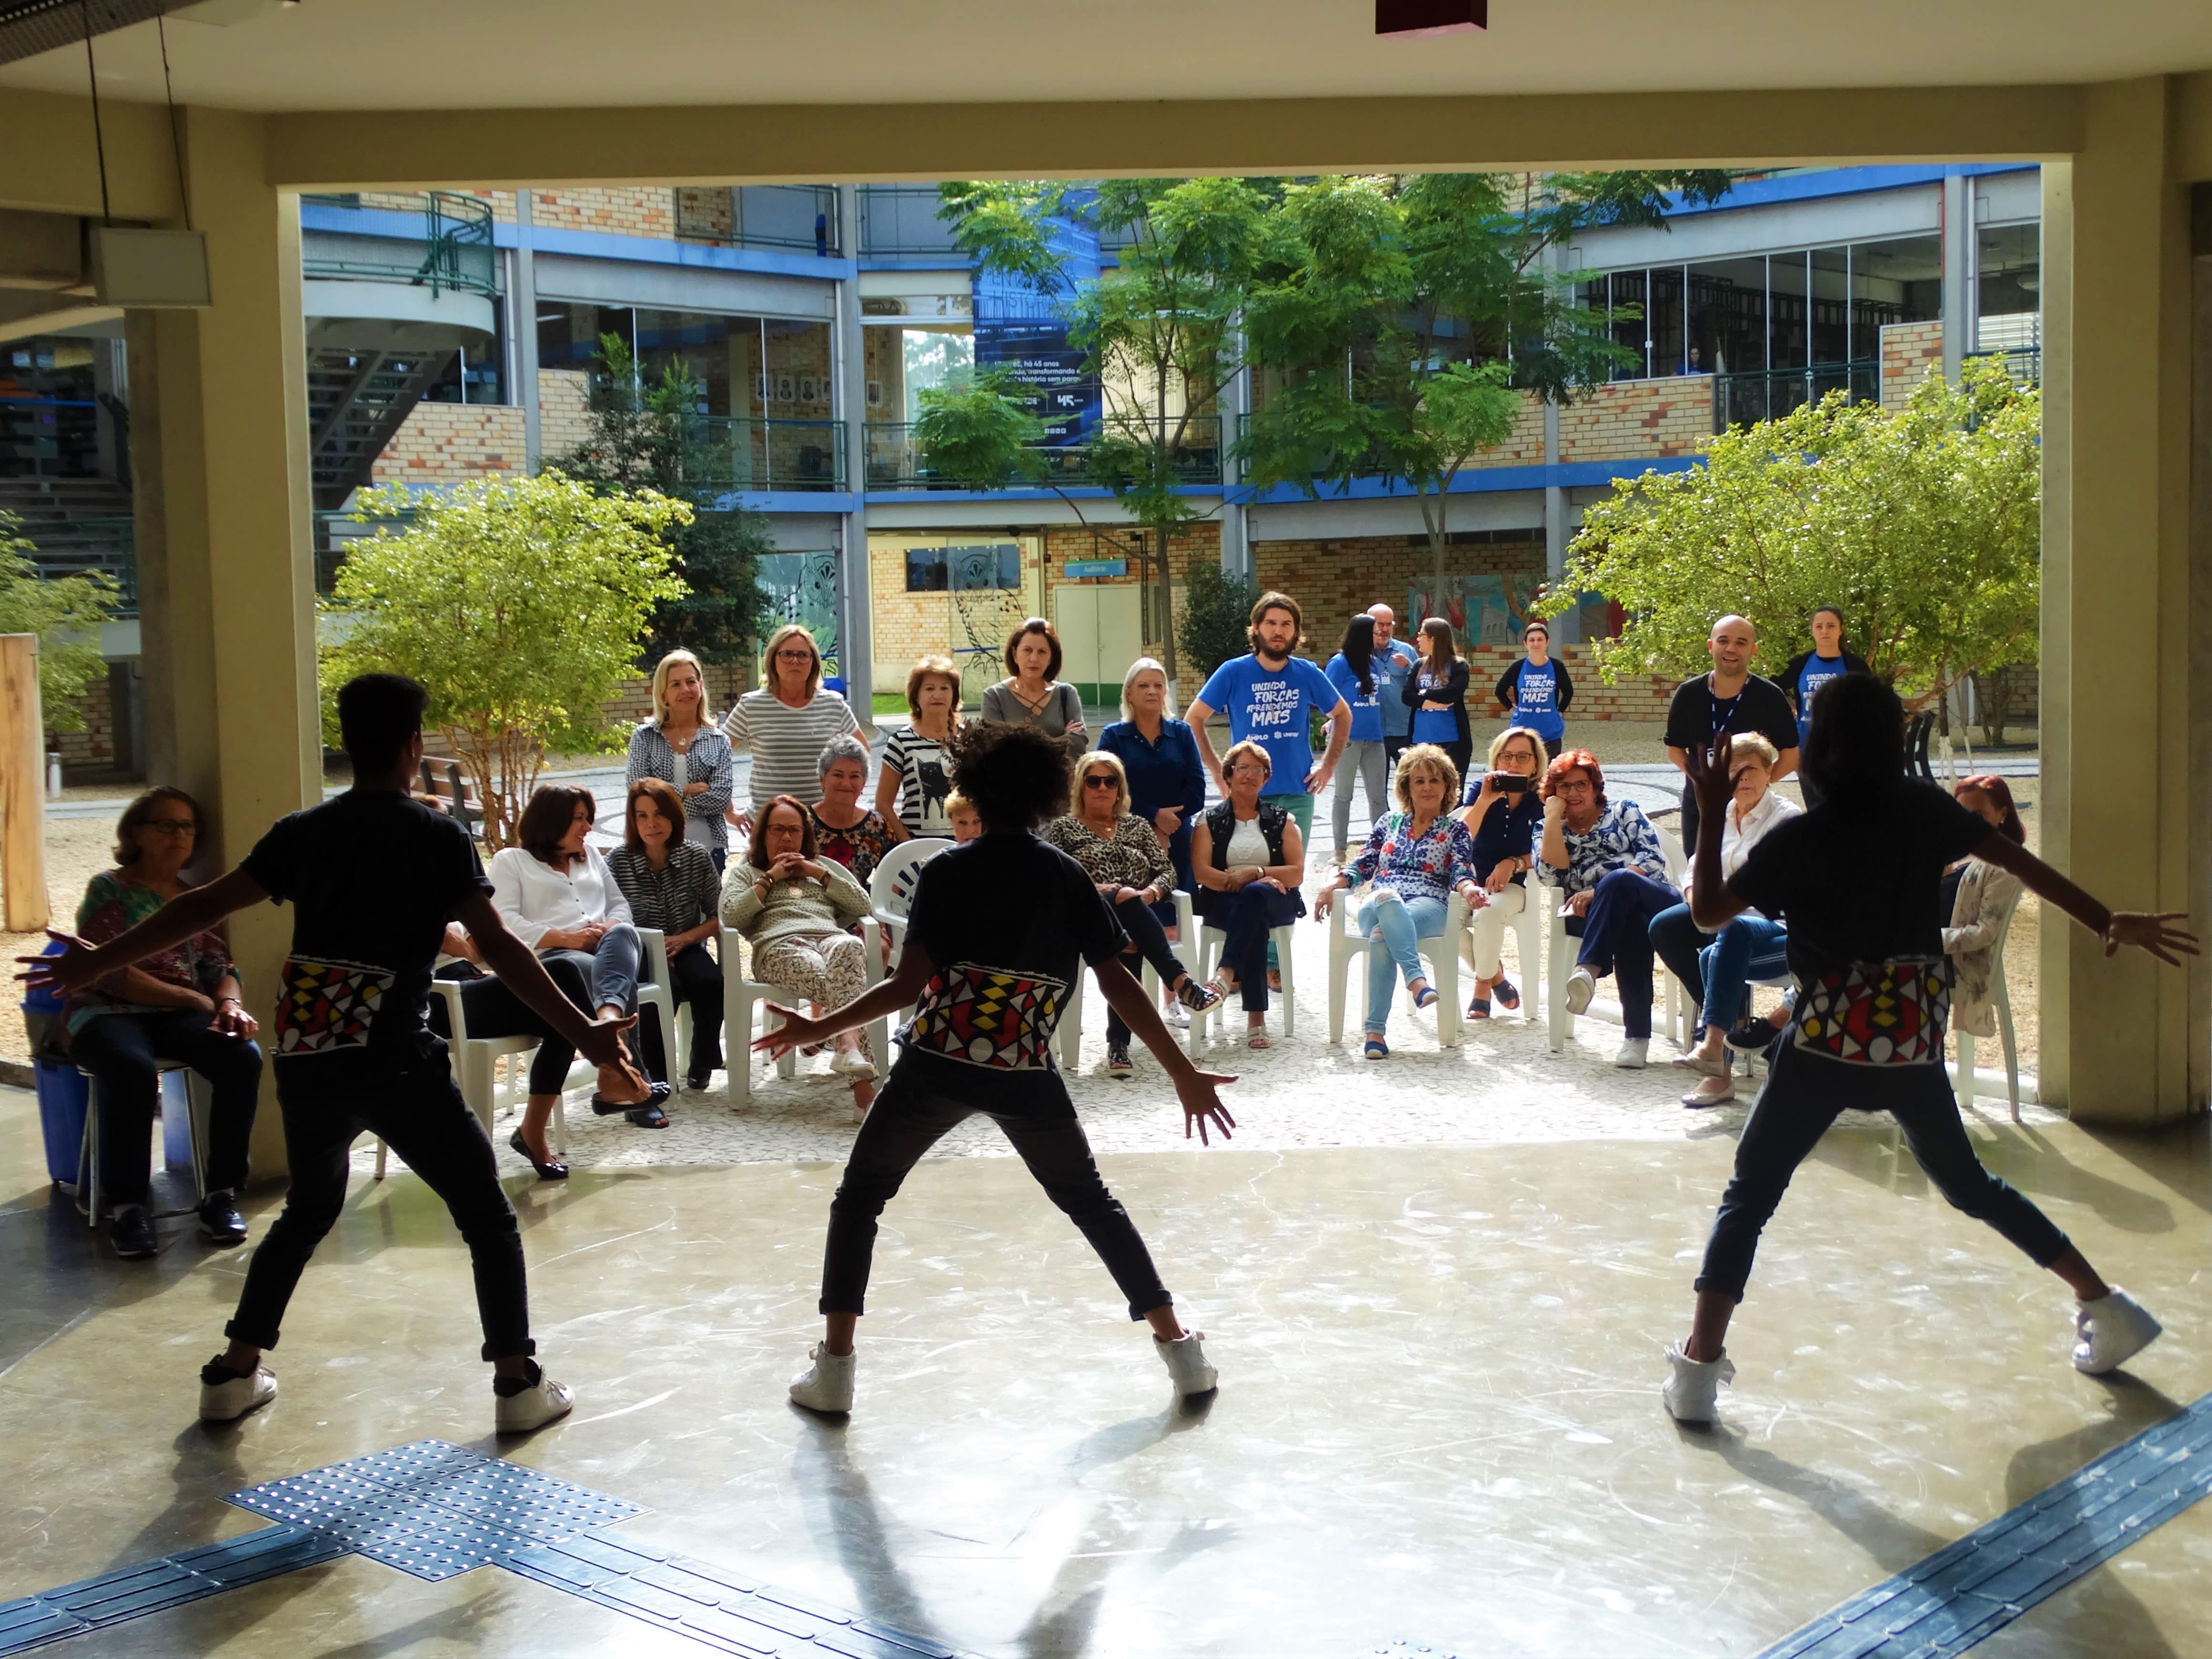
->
[1082, 774, 1119, 790]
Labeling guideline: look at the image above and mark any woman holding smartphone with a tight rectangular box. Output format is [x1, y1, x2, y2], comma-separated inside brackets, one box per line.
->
[1459, 726, 1546, 1017]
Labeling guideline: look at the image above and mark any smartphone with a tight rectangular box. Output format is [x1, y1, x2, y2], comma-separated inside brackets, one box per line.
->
[1485, 771, 1532, 793]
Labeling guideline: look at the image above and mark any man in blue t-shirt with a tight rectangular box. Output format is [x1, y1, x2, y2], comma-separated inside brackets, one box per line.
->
[1186, 589, 1350, 845]
[1366, 603, 1420, 768]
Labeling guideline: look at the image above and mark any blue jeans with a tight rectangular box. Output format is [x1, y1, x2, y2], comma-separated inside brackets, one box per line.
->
[1569, 869, 1681, 1040]
[1357, 889, 1447, 1035]
[1696, 915, 1790, 1031]
[1194, 882, 1305, 1012]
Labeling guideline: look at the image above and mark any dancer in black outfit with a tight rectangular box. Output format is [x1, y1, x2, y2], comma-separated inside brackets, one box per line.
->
[758, 722, 1239, 1415]
[1661, 674, 2196, 1424]
[24, 675, 639, 1431]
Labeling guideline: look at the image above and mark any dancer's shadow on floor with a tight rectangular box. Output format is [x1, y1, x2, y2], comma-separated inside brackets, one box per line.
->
[1801, 1117, 2177, 1236]
[1678, 1376, 2186, 1657]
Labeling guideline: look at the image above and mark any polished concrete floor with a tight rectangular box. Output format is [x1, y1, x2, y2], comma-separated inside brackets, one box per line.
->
[0, 1093, 2205, 1658]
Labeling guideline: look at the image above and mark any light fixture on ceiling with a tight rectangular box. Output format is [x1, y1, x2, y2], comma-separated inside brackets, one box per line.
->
[1377, 0, 1486, 37]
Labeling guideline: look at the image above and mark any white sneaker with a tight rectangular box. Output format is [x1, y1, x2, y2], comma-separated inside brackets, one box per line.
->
[1155, 1330, 1218, 1397]
[494, 1364, 575, 1433]
[1662, 1342, 1735, 1425]
[1563, 967, 1596, 1015]
[198, 1359, 277, 1423]
[790, 1342, 856, 1412]
[1613, 1038, 1649, 1069]
[2073, 1289, 2162, 1375]
[1680, 1074, 1736, 1108]
[1163, 1002, 1190, 1030]
[829, 1047, 877, 1081]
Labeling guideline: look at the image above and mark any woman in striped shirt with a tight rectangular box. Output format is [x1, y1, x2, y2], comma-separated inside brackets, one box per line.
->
[721, 624, 860, 836]
[876, 655, 961, 841]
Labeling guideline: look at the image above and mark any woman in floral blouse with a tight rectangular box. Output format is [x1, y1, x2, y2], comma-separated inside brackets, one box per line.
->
[67, 787, 263, 1259]
[1044, 752, 1221, 1077]
[1538, 748, 1677, 1068]
[807, 735, 897, 894]
[1314, 744, 1484, 1059]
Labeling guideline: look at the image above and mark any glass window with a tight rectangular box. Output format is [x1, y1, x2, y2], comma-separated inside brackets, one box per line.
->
[759, 319, 836, 420]
[904, 543, 1019, 593]
[737, 186, 838, 256]
[901, 328, 972, 423]
[906, 547, 949, 592]
[1608, 268, 1648, 379]
[1648, 266, 1685, 378]
[1687, 257, 1767, 376]
[537, 304, 632, 375]
[635, 309, 736, 416]
[1850, 236, 1941, 336]
[424, 294, 508, 406]
[1809, 247, 1851, 365]
[1768, 253, 1808, 371]
[1977, 223, 2039, 324]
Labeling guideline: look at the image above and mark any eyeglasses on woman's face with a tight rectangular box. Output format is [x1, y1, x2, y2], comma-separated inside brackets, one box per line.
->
[1227, 763, 1268, 780]
[143, 817, 197, 838]
[775, 648, 814, 664]
[1554, 777, 1593, 795]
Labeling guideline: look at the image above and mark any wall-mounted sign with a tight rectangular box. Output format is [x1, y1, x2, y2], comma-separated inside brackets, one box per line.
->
[1063, 559, 1126, 579]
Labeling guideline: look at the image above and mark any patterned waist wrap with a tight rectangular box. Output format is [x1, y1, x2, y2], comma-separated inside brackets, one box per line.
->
[275, 956, 394, 1055]
[1791, 955, 1950, 1067]
[897, 963, 1069, 1071]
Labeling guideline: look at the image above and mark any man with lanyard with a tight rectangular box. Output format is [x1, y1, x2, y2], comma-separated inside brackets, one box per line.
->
[1366, 603, 1420, 772]
[1778, 605, 1870, 807]
[1492, 619, 1572, 762]
[1663, 614, 1800, 845]
[1187, 589, 1351, 848]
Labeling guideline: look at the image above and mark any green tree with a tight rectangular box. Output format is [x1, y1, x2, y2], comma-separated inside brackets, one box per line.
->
[0, 510, 118, 734]
[1240, 170, 1731, 610]
[554, 333, 770, 667]
[1539, 357, 2041, 714]
[938, 178, 1276, 683]
[1176, 559, 1259, 682]
[326, 471, 690, 849]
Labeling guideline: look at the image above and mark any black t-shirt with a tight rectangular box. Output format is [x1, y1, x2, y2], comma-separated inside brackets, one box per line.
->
[242, 789, 494, 1055]
[1728, 784, 1991, 985]
[897, 830, 1127, 1077]
[1666, 671, 1801, 836]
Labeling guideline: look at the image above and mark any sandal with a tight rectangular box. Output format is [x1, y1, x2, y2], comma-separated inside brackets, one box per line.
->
[1267, 969, 1283, 993]
[1363, 1037, 1389, 1060]
[1467, 996, 1492, 1020]
[1175, 977, 1223, 1014]
[1412, 984, 1438, 1012]
[1246, 1028, 1272, 1050]
[591, 1079, 671, 1116]
[1493, 977, 1520, 1012]
[625, 1103, 671, 1128]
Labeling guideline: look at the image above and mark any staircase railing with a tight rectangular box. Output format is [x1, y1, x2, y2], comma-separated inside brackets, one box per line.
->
[301, 192, 498, 299]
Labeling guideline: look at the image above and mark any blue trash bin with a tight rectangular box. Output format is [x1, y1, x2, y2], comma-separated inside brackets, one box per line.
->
[24, 942, 87, 1187]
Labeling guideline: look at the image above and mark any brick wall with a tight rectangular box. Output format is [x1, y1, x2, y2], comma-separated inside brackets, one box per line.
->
[598, 661, 750, 732]
[355, 189, 520, 225]
[49, 676, 118, 774]
[369, 403, 528, 486]
[538, 369, 594, 462]
[1463, 645, 1675, 721]
[1555, 377, 1714, 463]
[529, 188, 674, 240]
[1255, 533, 1546, 642]
[1881, 321, 1944, 410]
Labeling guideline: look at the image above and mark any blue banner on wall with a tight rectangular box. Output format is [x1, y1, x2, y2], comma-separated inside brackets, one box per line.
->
[971, 195, 1101, 447]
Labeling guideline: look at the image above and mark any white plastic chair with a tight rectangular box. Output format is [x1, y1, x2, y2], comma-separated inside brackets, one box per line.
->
[633, 927, 688, 1082]
[724, 927, 888, 1105]
[1326, 887, 1467, 1049]
[379, 978, 557, 1181]
[75, 1062, 207, 1225]
[1457, 881, 1542, 1025]
[870, 838, 951, 976]
[1194, 899, 1298, 1042]
[1057, 889, 1203, 1067]
[1548, 827, 1686, 1055]
[1953, 902, 2022, 1122]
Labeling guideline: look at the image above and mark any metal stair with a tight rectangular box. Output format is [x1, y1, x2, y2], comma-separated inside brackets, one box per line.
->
[306, 346, 458, 510]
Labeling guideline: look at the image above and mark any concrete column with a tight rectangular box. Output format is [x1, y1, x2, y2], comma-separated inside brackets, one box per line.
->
[515, 188, 541, 469]
[1542, 395, 1571, 643]
[1941, 172, 1973, 381]
[834, 185, 873, 712]
[1219, 351, 1251, 579]
[2039, 81, 2205, 1123]
[130, 107, 321, 1170]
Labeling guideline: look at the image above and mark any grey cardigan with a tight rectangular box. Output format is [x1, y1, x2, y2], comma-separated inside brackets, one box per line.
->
[979, 679, 1088, 758]
[625, 720, 736, 851]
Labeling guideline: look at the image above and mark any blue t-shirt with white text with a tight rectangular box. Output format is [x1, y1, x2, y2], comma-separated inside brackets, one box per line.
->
[1513, 658, 1565, 744]
[1325, 654, 1385, 743]
[1795, 654, 1851, 747]
[1198, 653, 1342, 797]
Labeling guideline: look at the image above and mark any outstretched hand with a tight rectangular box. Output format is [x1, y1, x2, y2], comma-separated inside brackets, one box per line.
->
[2103, 912, 2200, 966]
[753, 1002, 828, 1060]
[16, 929, 97, 997]
[575, 1011, 639, 1073]
[1682, 721, 1745, 825]
[1175, 1066, 1238, 1145]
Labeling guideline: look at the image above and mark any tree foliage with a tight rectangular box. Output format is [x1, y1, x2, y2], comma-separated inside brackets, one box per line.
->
[937, 178, 1279, 681]
[325, 472, 690, 849]
[552, 333, 770, 666]
[1177, 560, 1260, 683]
[0, 510, 117, 734]
[1240, 171, 1731, 607]
[1539, 358, 2041, 707]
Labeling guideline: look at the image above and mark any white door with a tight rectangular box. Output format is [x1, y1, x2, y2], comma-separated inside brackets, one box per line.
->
[1053, 584, 1145, 707]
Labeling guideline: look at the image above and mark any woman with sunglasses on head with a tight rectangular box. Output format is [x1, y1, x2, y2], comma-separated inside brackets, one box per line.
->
[1046, 752, 1222, 1077]
[65, 787, 263, 1258]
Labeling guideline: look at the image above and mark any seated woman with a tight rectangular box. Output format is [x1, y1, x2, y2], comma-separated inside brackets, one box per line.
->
[1539, 749, 1677, 1069]
[608, 777, 726, 1093]
[809, 734, 897, 893]
[1190, 740, 1307, 1049]
[1943, 775, 2028, 1070]
[1314, 744, 1482, 1061]
[66, 787, 263, 1259]
[1458, 727, 1546, 1019]
[1648, 733, 1801, 1106]
[723, 795, 879, 1119]
[1045, 752, 1222, 1078]
[489, 786, 660, 1173]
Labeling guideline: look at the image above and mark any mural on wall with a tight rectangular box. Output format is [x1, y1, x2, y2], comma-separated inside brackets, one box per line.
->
[759, 551, 841, 683]
[1407, 576, 1621, 645]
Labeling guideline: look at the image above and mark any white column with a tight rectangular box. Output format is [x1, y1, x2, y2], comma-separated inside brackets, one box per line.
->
[1941, 172, 1973, 380]
[835, 185, 873, 712]
[515, 188, 541, 468]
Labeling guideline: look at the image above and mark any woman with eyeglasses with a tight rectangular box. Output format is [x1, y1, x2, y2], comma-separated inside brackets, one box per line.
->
[1190, 740, 1308, 1048]
[1045, 753, 1223, 1077]
[721, 625, 860, 838]
[1539, 748, 1677, 1069]
[64, 787, 263, 1259]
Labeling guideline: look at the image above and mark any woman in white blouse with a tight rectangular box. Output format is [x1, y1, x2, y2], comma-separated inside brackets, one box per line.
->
[489, 786, 661, 1170]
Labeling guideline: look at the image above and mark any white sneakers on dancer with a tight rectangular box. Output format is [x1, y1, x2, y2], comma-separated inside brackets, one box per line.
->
[2073, 1289, 2162, 1374]
[789, 1342, 857, 1413]
[1155, 1330, 1218, 1396]
[1563, 967, 1596, 1015]
[199, 1358, 278, 1422]
[493, 1363, 575, 1433]
[1661, 1342, 1735, 1425]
